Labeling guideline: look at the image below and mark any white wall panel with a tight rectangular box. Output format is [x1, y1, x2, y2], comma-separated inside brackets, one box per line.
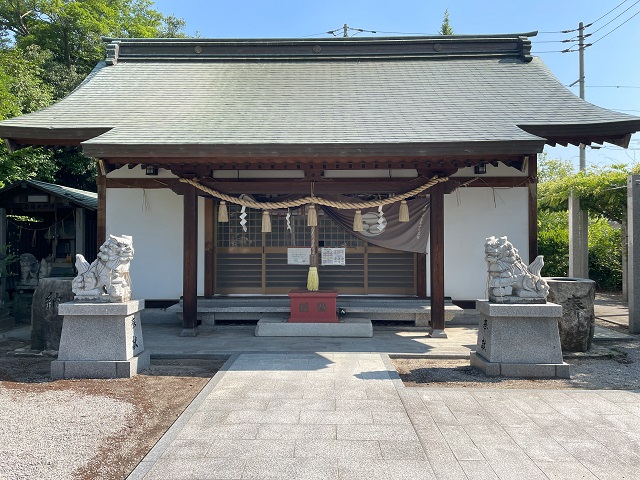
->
[106, 188, 204, 299]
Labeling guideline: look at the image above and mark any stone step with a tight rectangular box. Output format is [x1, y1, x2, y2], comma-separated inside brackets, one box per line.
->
[255, 316, 373, 337]
[170, 298, 464, 326]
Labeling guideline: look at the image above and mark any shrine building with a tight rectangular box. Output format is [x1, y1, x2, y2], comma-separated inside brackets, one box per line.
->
[1, 33, 639, 334]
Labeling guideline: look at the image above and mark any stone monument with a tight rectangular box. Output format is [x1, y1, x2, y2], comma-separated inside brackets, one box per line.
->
[51, 235, 149, 379]
[545, 277, 596, 352]
[31, 278, 74, 350]
[470, 236, 570, 378]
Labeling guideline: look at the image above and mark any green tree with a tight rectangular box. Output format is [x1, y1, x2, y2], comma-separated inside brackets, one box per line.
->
[0, 0, 186, 75]
[0, 0, 186, 190]
[440, 8, 454, 35]
[0, 43, 53, 119]
[537, 155, 638, 290]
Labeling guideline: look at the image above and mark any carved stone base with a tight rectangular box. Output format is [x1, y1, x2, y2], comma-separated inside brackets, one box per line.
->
[51, 299, 148, 379]
[471, 300, 569, 378]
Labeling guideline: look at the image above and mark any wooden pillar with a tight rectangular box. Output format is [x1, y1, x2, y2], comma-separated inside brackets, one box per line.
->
[417, 253, 427, 299]
[75, 208, 85, 257]
[528, 154, 538, 264]
[96, 172, 106, 247]
[204, 197, 215, 298]
[430, 182, 446, 334]
[183, 185, 198, 331]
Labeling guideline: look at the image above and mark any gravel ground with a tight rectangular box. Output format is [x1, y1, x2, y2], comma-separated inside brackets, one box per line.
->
[0, 389, 134, 479]
[0, 338, 225, 480]
[394, 319, 640, 390]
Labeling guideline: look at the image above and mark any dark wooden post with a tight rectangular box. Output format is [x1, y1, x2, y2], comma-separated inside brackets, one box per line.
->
[96, 171, 106, 248]
[182, 185, 198, 332]
[528, 154, 538, 264]
[204, 197, 215, 298]
[430, 182, 446, 334]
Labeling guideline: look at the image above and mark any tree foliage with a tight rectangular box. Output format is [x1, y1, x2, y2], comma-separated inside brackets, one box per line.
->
[0, 0, 185, 190]
[440, 9, 454, 35]
[1, 0, 186, 74]
[537, 154, 635, 290]
[538, 159, 639, 224]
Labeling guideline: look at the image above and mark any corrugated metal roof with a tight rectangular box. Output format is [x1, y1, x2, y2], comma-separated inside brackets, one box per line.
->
[0, 35, 638, 157]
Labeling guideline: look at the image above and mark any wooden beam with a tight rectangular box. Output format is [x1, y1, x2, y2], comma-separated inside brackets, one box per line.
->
[447, 177, 532, 188]
[105, 178, 180, 189]
[528, 154, 538, 263]
[204, 197, 215, 298]
[183, 185, 198, 331]
[430, 182, 445, 333]
[202, 179, 427, 195]
[102, 153, 528, 168]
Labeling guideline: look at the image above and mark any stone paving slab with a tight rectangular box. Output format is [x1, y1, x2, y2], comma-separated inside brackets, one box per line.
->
[129, 351, 640, 480]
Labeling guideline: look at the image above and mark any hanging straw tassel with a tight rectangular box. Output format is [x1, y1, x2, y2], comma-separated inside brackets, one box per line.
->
[261, 210, 272, 233]
[353, 210, 363, 232]
[399, 200, 410, 222]
[307, 204, 317, 226]
[218, 201, 229, 222]
[307, 266, 319, 291]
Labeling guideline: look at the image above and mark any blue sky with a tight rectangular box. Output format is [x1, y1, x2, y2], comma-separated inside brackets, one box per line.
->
[152, 0, 640, 170]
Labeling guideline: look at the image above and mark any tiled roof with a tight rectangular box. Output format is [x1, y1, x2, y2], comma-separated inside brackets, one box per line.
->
[22, 180, 97, 210]
[1, 35, 638, 158]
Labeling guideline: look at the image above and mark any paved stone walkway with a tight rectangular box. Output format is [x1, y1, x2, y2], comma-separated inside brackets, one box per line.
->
[129, 352, 640, 480]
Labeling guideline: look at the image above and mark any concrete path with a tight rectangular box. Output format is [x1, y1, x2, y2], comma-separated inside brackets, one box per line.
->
[128, 352, 640, 480]
[595, 292, 628, 327]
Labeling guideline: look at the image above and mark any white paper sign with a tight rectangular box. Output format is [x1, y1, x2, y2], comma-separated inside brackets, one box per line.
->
[321, 248, 346, 266]
[287, 248, 311, 265]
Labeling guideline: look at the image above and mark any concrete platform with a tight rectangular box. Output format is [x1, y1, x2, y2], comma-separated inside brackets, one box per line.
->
[255, 316, 373, 337]
[173, 296, 463, 326]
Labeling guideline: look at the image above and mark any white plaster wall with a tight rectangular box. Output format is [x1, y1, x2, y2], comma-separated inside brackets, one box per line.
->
[427, 187, 530, 301]
[106, 188, 204, 299]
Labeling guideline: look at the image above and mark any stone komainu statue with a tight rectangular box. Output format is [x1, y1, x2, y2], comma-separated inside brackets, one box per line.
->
[19, 253, 40, 285]
[485, 235, 549, 303]
[72, 235, 134, 303]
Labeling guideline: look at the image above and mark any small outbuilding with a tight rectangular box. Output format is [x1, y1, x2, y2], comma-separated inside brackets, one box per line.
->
[0, 179, 97, 294]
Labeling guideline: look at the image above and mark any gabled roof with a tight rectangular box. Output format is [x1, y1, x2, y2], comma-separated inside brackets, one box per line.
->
[0, 180, 97, 210]
[1, 34, 639, 160]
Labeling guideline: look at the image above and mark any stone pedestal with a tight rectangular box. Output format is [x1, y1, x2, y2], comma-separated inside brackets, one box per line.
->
[470, 300, 570, 378]
[51, 299, 149, 379]
[544, 277, 596, 352]
[31, 278, 74, 351]
[288, 290, 338, 323]
[0, 305, 14, 331]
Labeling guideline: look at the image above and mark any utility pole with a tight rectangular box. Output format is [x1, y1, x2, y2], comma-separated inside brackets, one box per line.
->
[343, 24, 348, 37]
[629, 175, 640, 333]
[569, 21, 589, 279]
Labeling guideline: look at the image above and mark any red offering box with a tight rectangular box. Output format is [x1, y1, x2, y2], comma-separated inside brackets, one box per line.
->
[288, 290, 338, 323]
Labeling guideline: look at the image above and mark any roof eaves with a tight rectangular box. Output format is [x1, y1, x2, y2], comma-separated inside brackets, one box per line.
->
[80, 139, 548, 159]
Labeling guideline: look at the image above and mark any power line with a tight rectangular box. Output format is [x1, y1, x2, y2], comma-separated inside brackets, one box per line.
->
[589, 8, 640, 45]
[531, 50, 575, 54]
[590, 0, 631, 24]
[538, 1, 632, 37]
[567, 85, 640, 89]
[588, 0, 640, 34]
[359, 29, 439, 35]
